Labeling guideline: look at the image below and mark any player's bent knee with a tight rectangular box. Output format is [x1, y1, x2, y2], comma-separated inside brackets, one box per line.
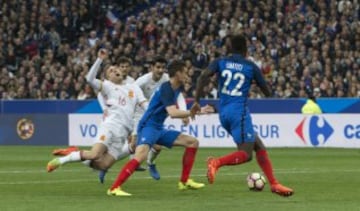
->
[186, 137, 199, 148]
[134, 145, 150, 162]
[152, 144, 162, 152]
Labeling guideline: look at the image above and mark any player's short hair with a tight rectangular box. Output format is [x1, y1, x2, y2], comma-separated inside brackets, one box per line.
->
[167, 60, 186, 77]
[150, 55, 167, 65]
[103, 64, 115, 78]
[231, 34, 247, 55]
[117, 56, 132, 65]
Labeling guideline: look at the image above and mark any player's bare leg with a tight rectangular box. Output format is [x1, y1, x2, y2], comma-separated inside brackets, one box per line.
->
[147, 144, 162, 180]
[91, 154, 116, 184]
[47, 143, 107, 172]
[108, 144, 150, 196]
[128, 134, 146, 171]
[98, 142, 133, 183]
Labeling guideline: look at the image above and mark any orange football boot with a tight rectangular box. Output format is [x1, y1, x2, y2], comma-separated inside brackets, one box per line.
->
[271, 183, 294, 197]
[52, 146, 79, 156]
[207, 157, 220, 184]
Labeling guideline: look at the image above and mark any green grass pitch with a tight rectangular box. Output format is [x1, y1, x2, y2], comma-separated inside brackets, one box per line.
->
[0, 146, 359, 211]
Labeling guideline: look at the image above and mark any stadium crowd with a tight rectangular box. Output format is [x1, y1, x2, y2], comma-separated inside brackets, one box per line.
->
[0, 0, 359, 100]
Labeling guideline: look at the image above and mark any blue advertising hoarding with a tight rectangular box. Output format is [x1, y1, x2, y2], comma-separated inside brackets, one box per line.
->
[0, 99, 358, 146]
[0, 114, 68, 145]
[0, 98, 359, 114]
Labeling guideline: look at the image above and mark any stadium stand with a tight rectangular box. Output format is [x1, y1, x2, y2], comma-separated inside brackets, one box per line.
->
[0, 0, 359, 100]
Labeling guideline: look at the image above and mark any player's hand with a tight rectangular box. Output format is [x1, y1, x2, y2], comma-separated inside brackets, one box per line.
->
[182, 117, 190, 126]
[190, 102, 201, 120]
[200, 104, 216, 114]
[98, 49, 108, 60]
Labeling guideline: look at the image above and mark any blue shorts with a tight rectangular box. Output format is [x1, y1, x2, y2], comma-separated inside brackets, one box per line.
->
[137, 126, 181, 148]
[219, 110, 255, 144]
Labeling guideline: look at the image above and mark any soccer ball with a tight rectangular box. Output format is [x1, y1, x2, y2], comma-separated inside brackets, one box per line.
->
[246, 172, 266, 191]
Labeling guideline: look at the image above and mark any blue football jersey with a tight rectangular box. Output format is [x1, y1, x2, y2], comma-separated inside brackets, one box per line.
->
[138, 81, 181, 129]
[208, 54, 267, 109]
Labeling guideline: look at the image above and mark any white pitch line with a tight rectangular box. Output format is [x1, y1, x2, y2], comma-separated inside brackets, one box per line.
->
[0, 168, 360, 185]
[1, 167, 360, 174]
[0, 179, 96, 185]
[0, 169, 86, 174]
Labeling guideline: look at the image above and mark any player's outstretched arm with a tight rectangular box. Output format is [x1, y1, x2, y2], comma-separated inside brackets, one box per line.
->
[85, 49, 108, 90]
[166, 105, 192, 119]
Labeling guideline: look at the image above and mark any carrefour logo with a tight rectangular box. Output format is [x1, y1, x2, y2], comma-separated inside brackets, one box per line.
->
[295, 116, 334, 146]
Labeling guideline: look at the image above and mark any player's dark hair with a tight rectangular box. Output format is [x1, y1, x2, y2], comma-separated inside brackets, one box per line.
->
[167, 60, 186, 77]
[231, 34, 247, 56]
[117, 56, 132, 65]
[150, 55, 167, 65]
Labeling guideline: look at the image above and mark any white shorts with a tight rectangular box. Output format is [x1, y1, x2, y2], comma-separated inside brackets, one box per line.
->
[95, 124, 131, 160]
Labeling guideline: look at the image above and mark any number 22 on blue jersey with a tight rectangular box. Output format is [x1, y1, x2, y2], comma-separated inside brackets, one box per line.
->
[220, 69, 245, 96]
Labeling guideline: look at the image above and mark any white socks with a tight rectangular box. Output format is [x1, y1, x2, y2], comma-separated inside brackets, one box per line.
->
[59, 151, 81, 164]
[82, 160, 91, 167]
[147, 148, 159, 165]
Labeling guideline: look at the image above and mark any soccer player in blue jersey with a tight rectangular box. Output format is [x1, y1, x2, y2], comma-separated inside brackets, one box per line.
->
[107, 60, 214, 196]
[191, 34, 294, 197]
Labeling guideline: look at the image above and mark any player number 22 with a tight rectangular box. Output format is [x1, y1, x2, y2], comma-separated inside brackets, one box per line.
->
[221, 70, 245, 96]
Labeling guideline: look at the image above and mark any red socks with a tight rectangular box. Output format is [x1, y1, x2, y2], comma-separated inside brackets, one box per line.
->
[180, 147, 197, 183]
[110, 147, 198, 189]
[256, 149, 277, 185]
[110, 159, 140, 190]
[215, 149, 278, 185]
[218, 150, 249, 166]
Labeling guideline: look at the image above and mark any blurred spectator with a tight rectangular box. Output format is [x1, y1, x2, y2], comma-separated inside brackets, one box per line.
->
[0, 0, 358, 100]
[77, 84, 95, 100]
[192, 43, 208, 69]
[87, 30, 99, 47]
[183, 81, 194, 98]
